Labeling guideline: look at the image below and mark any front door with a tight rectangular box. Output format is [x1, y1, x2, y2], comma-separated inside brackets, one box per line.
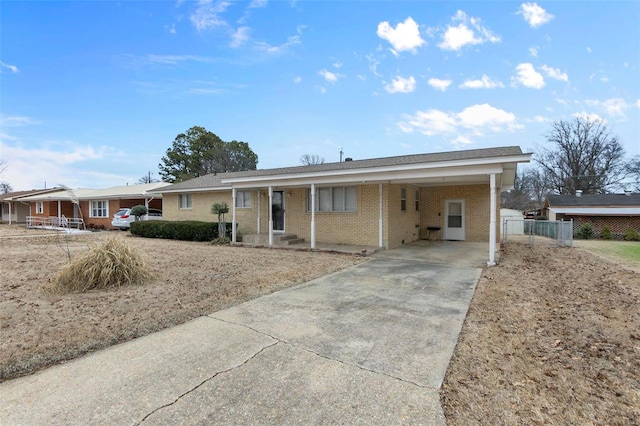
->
[445, 200, 465, 241]
[272, 191, 285, 232]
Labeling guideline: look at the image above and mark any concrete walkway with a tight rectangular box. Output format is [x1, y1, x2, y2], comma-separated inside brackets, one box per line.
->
[0, 254, 482, 425]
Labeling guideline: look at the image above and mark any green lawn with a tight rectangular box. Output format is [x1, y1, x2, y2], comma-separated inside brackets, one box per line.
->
[574, 240, 640, 270]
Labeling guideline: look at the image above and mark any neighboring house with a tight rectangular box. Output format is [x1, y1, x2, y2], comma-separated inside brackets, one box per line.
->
[15, 182, 170, 229]
[544, 190, 640, 238]
[154, 146, 532, 265]
[1, 188, 63, 224]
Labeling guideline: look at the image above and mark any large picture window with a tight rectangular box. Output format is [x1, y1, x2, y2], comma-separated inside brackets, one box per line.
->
[179, 194, 192, 209]
[235, 191, 252, 208]
[90, 200, 108, 218]
[307, 186, 356, 212]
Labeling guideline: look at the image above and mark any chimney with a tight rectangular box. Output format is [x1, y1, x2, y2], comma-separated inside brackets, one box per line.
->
[576, 190, 582, 197]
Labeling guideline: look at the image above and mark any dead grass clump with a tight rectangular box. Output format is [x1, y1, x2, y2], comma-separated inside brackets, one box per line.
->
[46, 237, 154, 294]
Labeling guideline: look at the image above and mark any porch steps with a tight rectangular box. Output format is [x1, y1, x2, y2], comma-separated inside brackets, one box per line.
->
[241, 233, 305, 246]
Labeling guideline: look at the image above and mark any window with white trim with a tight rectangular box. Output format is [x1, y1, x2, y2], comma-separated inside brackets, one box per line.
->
[415, 189, 420, 211]
[401, 188, 407, 211]
[179, 194, 192, 209]
[36, 202, 44, 214]
[90, 200, 108, 218]
[307, 186, 356, 212]
[235, 191, 252, 208]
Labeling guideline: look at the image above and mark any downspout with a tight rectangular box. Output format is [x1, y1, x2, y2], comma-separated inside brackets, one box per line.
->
[488, 173, 497, 267]
[310, 183, 316, 249]
[231, 188, 237, 243]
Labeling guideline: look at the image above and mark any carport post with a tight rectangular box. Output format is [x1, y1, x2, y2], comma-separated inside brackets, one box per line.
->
[310, 183, 316, 249]
[379, 183, 383, 247]
[488, 173, 497, 267]
[8, 202, 12, 225]
[231, 188, 237, 243]
[268, 186, 273, 246]
[257, 189, 261, 234]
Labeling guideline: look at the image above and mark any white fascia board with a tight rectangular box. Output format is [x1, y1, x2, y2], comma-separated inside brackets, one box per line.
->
[225, 163, 506, 189]
[154, 186, 232, 194]
[551, 207, 640, 215]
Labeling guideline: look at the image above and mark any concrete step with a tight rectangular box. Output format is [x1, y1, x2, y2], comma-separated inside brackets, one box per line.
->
[280, 238, 305, 245]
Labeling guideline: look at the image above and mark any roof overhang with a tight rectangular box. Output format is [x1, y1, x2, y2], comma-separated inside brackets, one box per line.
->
[221, 154, 531, 189]
[550, 207, 640, 215]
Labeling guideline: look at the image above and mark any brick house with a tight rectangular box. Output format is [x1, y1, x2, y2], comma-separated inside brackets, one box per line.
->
[15, 182, 170, 229]
[544, 191, 640, 239]
[154, 146, 532, 265]
[1, 188, 62, 224]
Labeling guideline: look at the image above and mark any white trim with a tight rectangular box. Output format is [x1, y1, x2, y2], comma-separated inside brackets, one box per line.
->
[268, 186, 273, 246]
[89, 200, 109, 218]
[445, 199, 465, 241]
[232, 188, 237, 243]
[379, 183, 383, 248]
[310, 183, 316, 249]
[488, 173, 497, 267]
[550, 207, 640, 215]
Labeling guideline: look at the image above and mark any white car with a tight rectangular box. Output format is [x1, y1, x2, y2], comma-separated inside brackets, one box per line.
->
[111, 208, 163, 231]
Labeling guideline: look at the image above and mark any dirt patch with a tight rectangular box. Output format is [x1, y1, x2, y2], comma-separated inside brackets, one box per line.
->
[0, 226, 364, 381]
[441, 242, 640, 425]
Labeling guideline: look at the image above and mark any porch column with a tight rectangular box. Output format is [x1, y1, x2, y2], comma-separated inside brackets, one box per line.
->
[58, 200, 61, 222]
[488, 173, 497, 267]
[268, 186, 273, 246]
[8, 202, 12, 225]
[257, 190, 261, 234]
[378, 183, 383, 247]
[231, 188, 237, 243]
[310, 183, 316, 249]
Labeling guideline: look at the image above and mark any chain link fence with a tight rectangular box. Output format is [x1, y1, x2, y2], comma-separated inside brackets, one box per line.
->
[502, 218, 573, 247]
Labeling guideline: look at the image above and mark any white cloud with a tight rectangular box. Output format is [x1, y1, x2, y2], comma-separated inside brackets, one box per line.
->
[587, 47, 592, 53]
[573, 112, 606, 123]
[254, 35, 301, 55]
[165, 23, 177, 34]
[427, 78, 452, 92]
[602, 98, 629, 117]
[541, 65, 568, 82]
[452, 135, 472, 145]
[293, 76, 301, 84]
[332, 60, 343, 69]
[248, 0, 267, 8]
[318, 69, 339, 83]
[190, 0, 231, 31]
[518, 2, 554, 28]
[529, 46, 539, 57]
[532, 115, 548, 123]
[140, 54, 216, 65]
[600, 76, 609, 83]
[0, 61, 19, 73]
[636, 99, 640, 108]
[0, 115, 36, 127]
[459, 74, 504, 89]
[583, 98, 630, 118]
[376, 17, 425, 54]
[385, 75, 417, 93]
[399, 103, 520, 138]
[438, 10, 500, 51]
[230, 26, 250, 47]
[511, 63, 545, 89]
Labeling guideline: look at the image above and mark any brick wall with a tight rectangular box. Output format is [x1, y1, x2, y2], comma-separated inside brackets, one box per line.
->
[421, 184, 497, 242]
[569, 215, 640, 239]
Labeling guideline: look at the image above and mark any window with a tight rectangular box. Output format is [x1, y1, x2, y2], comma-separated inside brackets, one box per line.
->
[307, 186, 356, 212]
[401, 188, 407, 211]
[36, 202, 44, 214]
[90, 200, 108, 218]
[235, 191, 252, 208]
[179, 194, 192, 209]
[415, 190, 420, 211]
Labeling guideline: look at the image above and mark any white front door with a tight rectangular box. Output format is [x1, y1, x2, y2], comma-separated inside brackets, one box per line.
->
[445, 200, 465, 241]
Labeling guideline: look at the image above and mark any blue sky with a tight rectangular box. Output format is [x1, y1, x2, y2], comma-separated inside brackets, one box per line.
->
[1, 0, 639, 190]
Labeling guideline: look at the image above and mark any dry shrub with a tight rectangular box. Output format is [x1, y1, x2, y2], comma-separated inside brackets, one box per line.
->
[47, 237, 154, 294]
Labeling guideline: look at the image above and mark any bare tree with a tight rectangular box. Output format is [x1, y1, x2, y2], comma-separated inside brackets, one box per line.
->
[0, 159, 7, 176]
[535, 118, 629, 194]
[628, 156, 640, 192]
[0, 182, 13, 194]
[137, 172, 159, 184]
[300, 154, 325, 165]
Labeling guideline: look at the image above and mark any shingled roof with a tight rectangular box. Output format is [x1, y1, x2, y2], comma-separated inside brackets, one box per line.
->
[158, 146, 526, 192]
[547, 193, 640, 207]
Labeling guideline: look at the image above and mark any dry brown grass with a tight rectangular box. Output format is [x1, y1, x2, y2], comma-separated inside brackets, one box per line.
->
[441, 242, 640, 425]
[46, 237, 154, 294]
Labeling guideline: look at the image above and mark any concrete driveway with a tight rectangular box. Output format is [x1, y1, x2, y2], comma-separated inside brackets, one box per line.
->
[0, 253, 482, 425]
